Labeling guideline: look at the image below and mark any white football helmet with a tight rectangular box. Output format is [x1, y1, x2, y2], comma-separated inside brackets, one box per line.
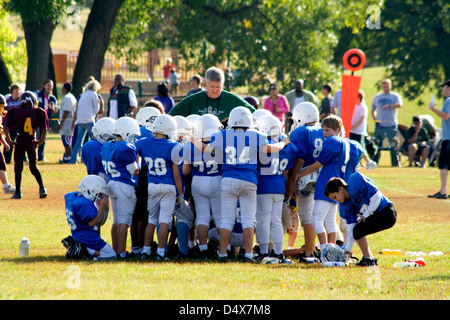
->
[174, 116, 194, 138]
[195, 114, 223, 140]
[152, 114, 177, 140]
[292, 102, 319, 129]
[92, 117, 116, 144]
[252, 109, 272, 128]
[186, 114, 201, 125]
[78, 175, 109, 202]
[228, 106, 252, 129]
[136, 107, 161, 128]
[297, 165, 321, 193]
[257, 115, 282, 138]
[113, 116, 141, 144]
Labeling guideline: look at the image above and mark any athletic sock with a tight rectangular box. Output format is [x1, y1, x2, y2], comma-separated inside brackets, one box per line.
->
[142, 246, 151, 254]
[157, 247, 165, 257]
[244, 253, 253, 260]
[199, 244, 208, 252]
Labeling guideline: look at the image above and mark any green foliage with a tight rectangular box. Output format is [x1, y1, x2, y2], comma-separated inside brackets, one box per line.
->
[4, 0, 78, 24]
[334, 0, 450, 103]
[0, 0, 27, 82]
[166, 0, 372, 95]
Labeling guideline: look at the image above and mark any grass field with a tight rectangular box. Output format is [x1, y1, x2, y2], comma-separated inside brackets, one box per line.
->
[0, 134, 448, 301]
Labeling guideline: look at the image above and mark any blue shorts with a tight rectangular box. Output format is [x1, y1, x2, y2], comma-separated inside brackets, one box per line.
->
[61, 135, 73, 148]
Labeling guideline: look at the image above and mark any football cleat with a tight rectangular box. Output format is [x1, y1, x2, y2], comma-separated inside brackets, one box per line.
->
[155, 254, 170, 262]
[356, 257, 378, 267]
[11, 191, 22, 199]
[61, 236, 74, 249]
[39, 187, 48, 199]
[4, 184, 16, 194]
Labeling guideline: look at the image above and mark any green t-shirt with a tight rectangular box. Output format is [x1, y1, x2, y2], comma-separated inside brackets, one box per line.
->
[168, 90, 255, 121]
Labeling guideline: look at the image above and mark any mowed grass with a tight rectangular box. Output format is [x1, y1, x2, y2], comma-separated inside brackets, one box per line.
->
[0, 132, 448, 300]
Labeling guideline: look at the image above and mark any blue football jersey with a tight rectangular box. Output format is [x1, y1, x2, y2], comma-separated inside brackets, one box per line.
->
[347, 172, 393, 215]
[209, 129, 268, 185]
[289, 124, 324, 166]
[139, 126, 154, 140]
[315, 136, 350, 203]
[135, 137, 182, 185]
[183, 142, 222, 177]
[257, 139, 298, 195]
[65, 191, 106, 251]
[81, 139, 105, 175]
[101, 140, 138, 186]
[345, 139, 363, 182]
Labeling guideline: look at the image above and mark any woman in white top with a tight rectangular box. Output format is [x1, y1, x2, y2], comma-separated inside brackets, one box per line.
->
[68, 80, 101, 164]
[350, 90, 377, 170]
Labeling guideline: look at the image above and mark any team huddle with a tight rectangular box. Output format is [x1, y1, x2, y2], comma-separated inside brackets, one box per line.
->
[0, 88, 397, 266]
[61, 99, 397, 266]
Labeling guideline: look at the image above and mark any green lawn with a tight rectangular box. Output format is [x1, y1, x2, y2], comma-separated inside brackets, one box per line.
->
[0, 133, 448, 301]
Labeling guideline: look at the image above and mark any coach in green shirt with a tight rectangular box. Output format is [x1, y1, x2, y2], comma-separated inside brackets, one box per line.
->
[168, 67, 255, 124]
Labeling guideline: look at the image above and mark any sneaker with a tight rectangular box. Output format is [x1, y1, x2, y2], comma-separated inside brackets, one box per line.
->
[116, 252, 129, 261]
[366, 160, 377, 170]
[39, 187, 48, 199]
[427, 191, 447, 199]
[140, 252, 153, 260]
[39, 159, 50, 163]
[155, 254, 169, 262]
[356, 257, 378, 267]
[242, 256, 257, 263]
[4, 184, 15, 194]
[217, 256, 228, 263]
[59, 159, 69, 164]
[11, 191, 22, 199]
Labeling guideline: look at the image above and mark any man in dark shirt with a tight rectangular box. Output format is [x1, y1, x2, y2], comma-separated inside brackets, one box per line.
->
[401, 116, 430, 167]
[4, 91, 49, 199]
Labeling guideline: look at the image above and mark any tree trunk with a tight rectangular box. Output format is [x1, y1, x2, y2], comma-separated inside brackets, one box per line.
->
[23, 19, 56, 91]
[47, 46, 58, 99]
[72, 0, 126, 97]
[0, 51, 12, 94]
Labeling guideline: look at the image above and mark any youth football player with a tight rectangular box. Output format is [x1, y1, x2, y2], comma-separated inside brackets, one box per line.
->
[255, 115, 297, 262]
[3, 91, 48, 199]
[101, 117, 140, 259]
[65, 175, 116, 260]
[325, 172, 397, 266]
[295, 115, 350, 253]
[135, 114, 183, 261]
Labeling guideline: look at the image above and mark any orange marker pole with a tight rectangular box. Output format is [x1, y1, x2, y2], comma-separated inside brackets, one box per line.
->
[341, 74, 362, 138]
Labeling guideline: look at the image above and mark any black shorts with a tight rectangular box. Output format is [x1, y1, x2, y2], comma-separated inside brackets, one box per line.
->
[438, 140, 450, 170]
[353, 203, 397, 241]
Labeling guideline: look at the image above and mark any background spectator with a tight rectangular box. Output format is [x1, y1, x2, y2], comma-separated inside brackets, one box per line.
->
[319, 84, 333, 120]
[154, 82, 175, 114]
[36, 79, 58, 162]
[263, 82, 290, 132]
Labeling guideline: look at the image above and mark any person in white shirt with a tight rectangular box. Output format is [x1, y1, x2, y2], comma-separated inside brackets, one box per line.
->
[68, 80, 101, 164]
[58, 83, 77, 163]
[350, 90, 377, 170]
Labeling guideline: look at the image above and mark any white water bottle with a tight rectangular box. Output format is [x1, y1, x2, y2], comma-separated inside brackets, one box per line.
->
[19, 237, 29, 257]
[394, 261, 418, 268]
[322, 261, 346, 267]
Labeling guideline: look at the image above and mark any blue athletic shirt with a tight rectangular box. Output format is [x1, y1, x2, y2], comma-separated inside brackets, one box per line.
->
[65, 191, 106, 251]
[345, 139, 363, 181]
[81, 139, 105, 175]
[257, 138, 298, 195]
[289, 124, 324, 166]
[139, 126, 154, 140]
[135, 137, 182, 186]
[101, 140, 138, 186]
[183, 142, 222, 177]
[343, 172, 393, 223]
[209, 129, 268, 185]
[315, 135, 350, 203]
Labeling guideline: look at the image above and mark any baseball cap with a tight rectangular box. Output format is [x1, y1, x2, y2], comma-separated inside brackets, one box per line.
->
[439, 80, 450, 87]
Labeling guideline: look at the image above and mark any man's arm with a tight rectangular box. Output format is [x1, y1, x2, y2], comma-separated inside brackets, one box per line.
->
[168, 95, 191, 117]
[429, 104, 450, 120]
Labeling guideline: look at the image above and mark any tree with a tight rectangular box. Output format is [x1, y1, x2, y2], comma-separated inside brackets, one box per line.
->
[334, 0, 450, 102]
[4, 0, 75, 92]
[163, 0, 371, 95]
[71, 0, 125, 97]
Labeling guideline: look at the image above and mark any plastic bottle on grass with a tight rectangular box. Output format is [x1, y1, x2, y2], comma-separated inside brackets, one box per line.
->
[407, 257, 426, 266]
[19, 237, 29, 257]
[380, 249, 401, 255]
[394, 261, 420, 267]
[428, 251, 443, 256]
[322, 261, 346, 267]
